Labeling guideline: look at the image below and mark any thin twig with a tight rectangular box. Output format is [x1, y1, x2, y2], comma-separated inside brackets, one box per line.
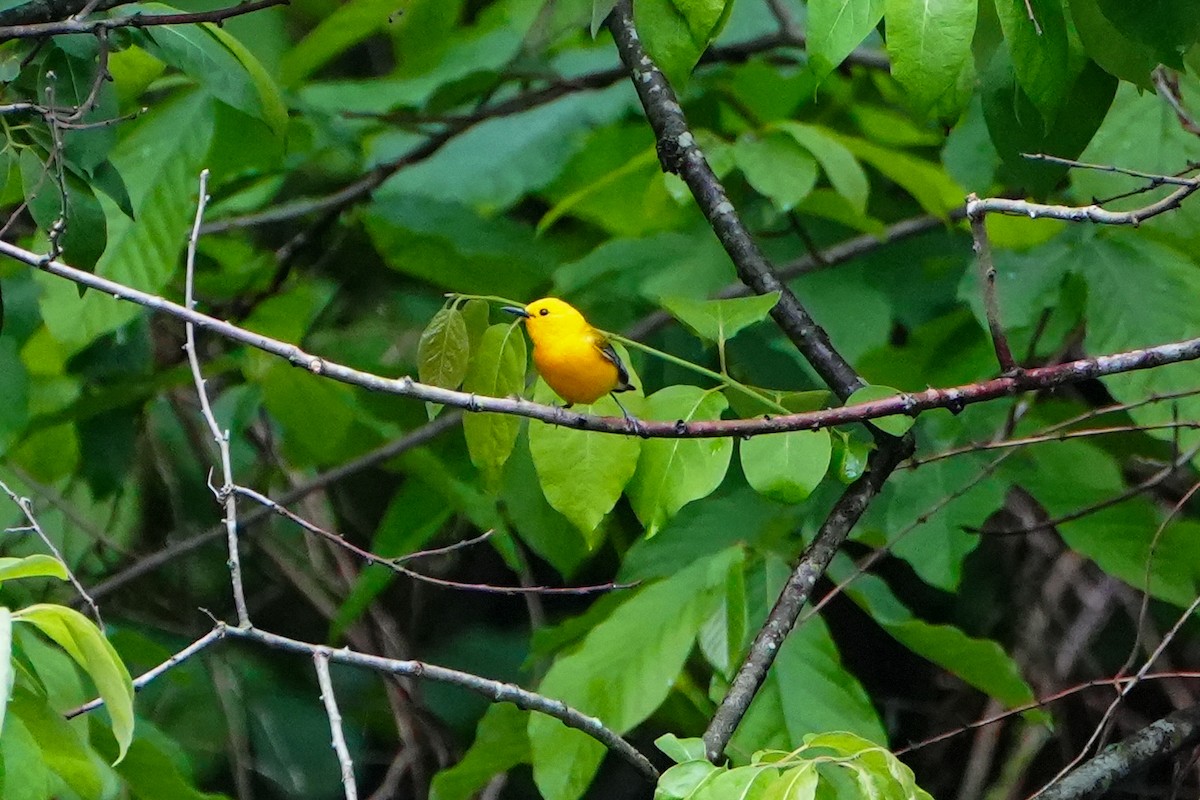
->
[66, 627, 225, 717]
[0, 479, 103, 627]
[967, 194, 1017, 373]
[233, 485, 633, 596]
[315, 651, 359, 800]
[220, 624, 660, 783]
[0, 0, 287, 39]
[182, 169, 249, 627]
[86, 413, 462, 602]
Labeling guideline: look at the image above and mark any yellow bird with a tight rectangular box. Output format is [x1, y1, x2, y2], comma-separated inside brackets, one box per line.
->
[503, 298, 638, 423]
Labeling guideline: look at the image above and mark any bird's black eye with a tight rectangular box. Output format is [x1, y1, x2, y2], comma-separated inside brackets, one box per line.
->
[539, 308, 549, 316]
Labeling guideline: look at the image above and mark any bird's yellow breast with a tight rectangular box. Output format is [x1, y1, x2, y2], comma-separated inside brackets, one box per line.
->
[531, 332, 620, 405]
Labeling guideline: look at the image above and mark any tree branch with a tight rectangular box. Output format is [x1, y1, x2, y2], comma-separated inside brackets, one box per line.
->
[1038, 703, 1200, 800]
[606, 0, 864, 400]
[7, 240, 1200, 441]
[0, 0, 287, 39]
[702, 435, 912, 760]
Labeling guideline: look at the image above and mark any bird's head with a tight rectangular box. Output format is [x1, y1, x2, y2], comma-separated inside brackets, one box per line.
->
[503, 297, 588, 339]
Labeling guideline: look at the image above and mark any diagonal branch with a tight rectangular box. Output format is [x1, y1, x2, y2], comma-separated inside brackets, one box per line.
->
[606, 0, 864, 400]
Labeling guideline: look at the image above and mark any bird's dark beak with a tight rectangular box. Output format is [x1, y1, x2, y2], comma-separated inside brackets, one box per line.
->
[502, 305, 530, 318]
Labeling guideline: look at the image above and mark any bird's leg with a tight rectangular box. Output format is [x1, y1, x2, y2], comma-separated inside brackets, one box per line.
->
[610, 393, 646, 437]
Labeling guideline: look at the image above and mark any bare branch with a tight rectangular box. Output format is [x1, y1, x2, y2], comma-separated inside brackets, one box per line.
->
[7, 238, 1200, 440]
[315, 651, 359, 800]
[0, 479, 103, 627]
[0, 0, 287, 39]
[233, 485, 634, 596]
[221, 624, 661, 784]
[66, 627, 225, 717]
[607, 0, 864, 400]
[183, 169, 249, 627]
[967, 194, 1017, 373]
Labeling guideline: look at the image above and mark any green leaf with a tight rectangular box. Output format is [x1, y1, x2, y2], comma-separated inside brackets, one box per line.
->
[762, 765, 818, 800]
[462, 324, 527, 486]
[844, 385, 914, 436]
[876, 455, 1004, 590]
[0, 338, 29, 457]
[137, 5, 286, 135]
[13, 604, 134, 763]
[656, 760, 721, 799]
[418, 307, 471, 391]
[502, 434, 592, 578]
[529, 548, 739, 800]
[1068, 0, 1157, 87]
[528, 375, 641, 545]
[740, 430, 832, 504]
[0, 555, 68, 584]
[734, 132, 819, 212]
[982, 50, 1117, 196]
[280, 0, 398, 86]
[113, 724, 226, 800]
[431, 704, 530, 800]
[733, 567, 886, 750]
[0, 608, 9, 736]
[829, 556, 1035, 707]
[837, 135, 965, 218]
[259, 362, 358, 465]
[994, 0, 1071, 123]
[0, 713, 51, 800]
[633, 0, 730, 88]
[36, 92, 214, 351]
[9, 687, 101, 798]
[1068, 233, 1200, 451]
[656, 734, 708, 764]
[807, 0, 885, 82]
[775, 123, 870, 214]
[627, 387, 733, 537]
[692, 766, 774, 800]
[883, 0, 977, 115]
[592, 0, 619, 36]
[661, 292, 781, 345]
[1093, 0, 1200, 68]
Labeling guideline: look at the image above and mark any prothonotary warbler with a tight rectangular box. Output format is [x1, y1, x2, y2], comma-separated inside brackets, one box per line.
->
[503, 298, 640, 427]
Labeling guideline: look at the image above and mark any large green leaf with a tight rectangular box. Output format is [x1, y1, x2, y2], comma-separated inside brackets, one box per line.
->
[529, 548, 740, 800]
[37, 92, 214, 351]
[462, 324, 527, 486]
[837, 135, 965, 218]
[1004, 440, 1200, 606]
[734, 132, 819, 212]
[876, 455, 1005, 591]
[279, 0, 399, 86]
[829, 556, 1035, 707]
[1068, 0, 1157, 87]
[807, 0, 885, 82]
[0, 555, 68, 584]
[13, 604, 134, 763]
[418, 307, 471, 392]
[431, 704, 530, 800]
[1068, 233, 1200, 451]
[136, 5, 286, 135]
[740, 430, 831, 504]
[627, 386, 733, 537]
[883, 0, 977, 115]
[0, 712, 51, 800]
[993, 0, 1071, 123]
[528, 374, 641, 545]
[776, 123, 870, 214]
[633, 0, 733, 87]
[9, 687, 101, 797]
[0, 608, 9, 737]
[661, 292, 781, 345]
[1093, 0, 1200, 68]
[0, 337, 28, 457]
[731, 560, 886, 752]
